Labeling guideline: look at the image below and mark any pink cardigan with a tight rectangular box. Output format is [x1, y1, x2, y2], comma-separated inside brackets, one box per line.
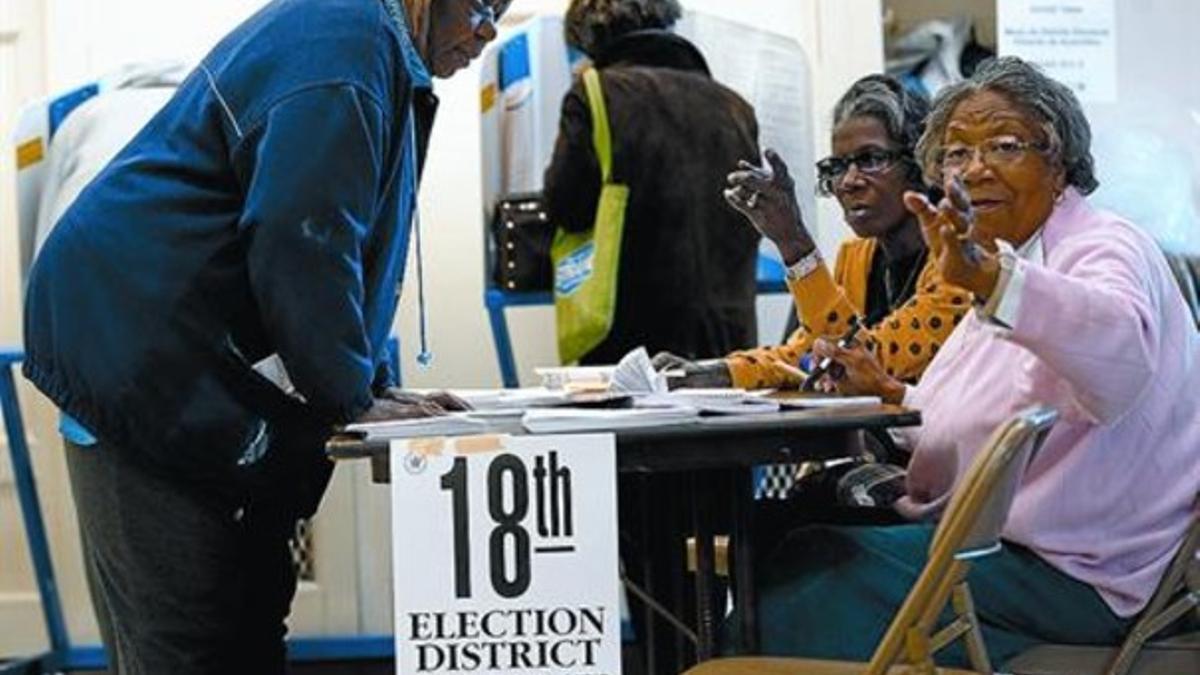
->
[897, 189, 1200, 617]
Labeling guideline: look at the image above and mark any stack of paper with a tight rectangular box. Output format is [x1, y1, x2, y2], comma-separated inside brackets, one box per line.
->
[534, 366, 615, 391]
[521, 406, 699, 433]
[450, 388, 572, 410]
[639, 389, 780, 415]
[609, 347, 669, 395]
[344, 413, 490, 440]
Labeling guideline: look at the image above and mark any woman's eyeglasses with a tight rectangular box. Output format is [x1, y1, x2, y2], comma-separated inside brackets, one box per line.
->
[816, 148, 907, 196]
[470, 0, 510, 32]
[938, 136, 1048, 173]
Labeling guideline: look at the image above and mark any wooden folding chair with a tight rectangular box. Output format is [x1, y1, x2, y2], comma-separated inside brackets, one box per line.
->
[683, 406, 1059, 675]
[1005, 494, 1200, 675]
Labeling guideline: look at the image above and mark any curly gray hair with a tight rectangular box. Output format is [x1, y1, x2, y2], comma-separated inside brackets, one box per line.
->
[832, 74, 931, 188]
[915, 56, 1099, 194]
[564, 0, 683, 58]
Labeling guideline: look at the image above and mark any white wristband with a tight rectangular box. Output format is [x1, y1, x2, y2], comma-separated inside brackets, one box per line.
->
[785, 248, 822, 281]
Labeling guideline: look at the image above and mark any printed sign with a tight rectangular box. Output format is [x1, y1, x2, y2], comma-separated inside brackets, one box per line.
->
[391, 434, 622, 675]
[999, 0, 1118, 103]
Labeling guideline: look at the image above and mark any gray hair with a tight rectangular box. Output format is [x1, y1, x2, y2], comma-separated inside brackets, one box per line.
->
[832, 74, 931, 187]
[915, 56, 1099, 194]
[564, 0, 682, 58]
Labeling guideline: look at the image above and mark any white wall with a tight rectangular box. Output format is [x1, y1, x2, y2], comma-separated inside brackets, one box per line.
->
[395, 0, 885, 390]
[43, 0, 267, 91]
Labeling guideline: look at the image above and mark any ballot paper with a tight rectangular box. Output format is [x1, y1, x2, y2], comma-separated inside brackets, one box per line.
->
[609, 346, 669, 395]
[343, 413, 490, 440]
[521, 406, 699, 433]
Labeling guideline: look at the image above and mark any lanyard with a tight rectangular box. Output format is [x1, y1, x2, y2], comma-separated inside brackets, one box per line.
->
[382, 0, 433, 369]
[409, 112, 433, 368]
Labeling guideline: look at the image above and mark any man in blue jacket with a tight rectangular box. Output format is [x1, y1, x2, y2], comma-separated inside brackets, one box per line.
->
[23, 0, 505, 671]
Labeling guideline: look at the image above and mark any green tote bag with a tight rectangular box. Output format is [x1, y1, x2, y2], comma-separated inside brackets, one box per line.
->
[551, 67, 629, 364]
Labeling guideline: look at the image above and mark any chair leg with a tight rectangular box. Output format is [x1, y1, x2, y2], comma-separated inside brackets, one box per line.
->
[904, 627, 938, 674]
[952, 582, 993, 675]
[1105, 592, 1200, 675]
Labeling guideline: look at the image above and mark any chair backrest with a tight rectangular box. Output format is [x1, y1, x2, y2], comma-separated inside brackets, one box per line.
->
[1138, 491, 1200, 623]
[931, 406, 1059, 560]
[867, 406, 1058, 674]
[1163, 250, 1200, 329]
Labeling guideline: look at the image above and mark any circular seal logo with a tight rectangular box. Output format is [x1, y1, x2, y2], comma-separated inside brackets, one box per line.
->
[403, 451, 427, 475]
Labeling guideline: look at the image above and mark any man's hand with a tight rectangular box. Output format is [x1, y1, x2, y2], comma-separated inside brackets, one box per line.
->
[381, 387, 472, 412]
[810, 338, 906, 405]
[355, 388, 474, 422]
[724, 149, 816, 265]
[356, 397, 445, 423]
[903, 175, 1001, 301]
[651, 351, 734, 389]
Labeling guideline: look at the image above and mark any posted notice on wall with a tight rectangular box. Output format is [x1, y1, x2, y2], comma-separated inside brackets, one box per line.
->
[391, 434, 622, 675]
[998, 0, 1118, 103]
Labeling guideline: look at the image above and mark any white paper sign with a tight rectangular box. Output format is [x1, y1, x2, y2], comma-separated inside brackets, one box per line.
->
[391, 434, 622, 675]
[999, 0, 1118, 103]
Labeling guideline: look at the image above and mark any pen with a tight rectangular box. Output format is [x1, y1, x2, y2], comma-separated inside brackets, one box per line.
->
[768, 358, 806, 381]
[947, 173, 982, 264]
[801, 316, 862, 392]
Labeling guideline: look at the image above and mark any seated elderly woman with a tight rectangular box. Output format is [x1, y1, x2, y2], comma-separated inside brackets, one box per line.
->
[655, 74, 972, 391]
[755, 56, 1200, 666]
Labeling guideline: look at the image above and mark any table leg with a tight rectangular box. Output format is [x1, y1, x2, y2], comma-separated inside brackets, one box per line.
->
[691, 472, 717, 660]
[636, 474, 658, 675]
[732, 467, 759, 652]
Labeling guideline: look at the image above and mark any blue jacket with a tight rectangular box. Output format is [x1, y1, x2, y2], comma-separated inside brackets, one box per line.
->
[23, 0, 436, 481]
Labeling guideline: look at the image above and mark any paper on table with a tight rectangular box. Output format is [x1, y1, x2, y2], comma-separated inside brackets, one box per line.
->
[521, 406, 699, 434]
[609, 346, 668, 395]
[639, 389, 781, 415]
[535, 366, 615, 390]
[450, 387, 572, 409]
[771, 394, 882, 409]
[343, 412, 490, 440]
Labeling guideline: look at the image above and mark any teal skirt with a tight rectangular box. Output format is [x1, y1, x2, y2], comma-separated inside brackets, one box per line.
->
[734, 524, 1131, 668]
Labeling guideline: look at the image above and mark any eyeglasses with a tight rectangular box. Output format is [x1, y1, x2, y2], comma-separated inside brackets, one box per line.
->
[938, 135, 1048, 173]
[816, 148, 907, 196]
[470, 0, 510, 31]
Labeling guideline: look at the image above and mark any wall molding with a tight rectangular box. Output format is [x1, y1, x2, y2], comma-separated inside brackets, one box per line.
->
[0, 591, 49, 656]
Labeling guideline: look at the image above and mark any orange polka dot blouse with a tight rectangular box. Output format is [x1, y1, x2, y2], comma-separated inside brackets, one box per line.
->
[725, 237, 972, 389]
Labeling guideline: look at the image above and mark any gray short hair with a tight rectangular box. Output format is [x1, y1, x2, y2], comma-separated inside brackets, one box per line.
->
[915, 56, 1099, 194]
[564, 0, 682, 57]
[832, 74, 931, 187]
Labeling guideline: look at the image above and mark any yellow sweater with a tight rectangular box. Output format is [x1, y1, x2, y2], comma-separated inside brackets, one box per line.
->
[726, 238, 972, 389]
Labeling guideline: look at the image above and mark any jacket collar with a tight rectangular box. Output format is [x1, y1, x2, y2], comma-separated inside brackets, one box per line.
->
[1039, 187, 1091, 254]
[592, 30, 711, 77]
[381, 0, 433, 90]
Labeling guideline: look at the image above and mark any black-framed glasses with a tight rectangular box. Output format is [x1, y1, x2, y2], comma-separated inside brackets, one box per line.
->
[938, 135, 1048, 173]
[816, 148, 907, 196]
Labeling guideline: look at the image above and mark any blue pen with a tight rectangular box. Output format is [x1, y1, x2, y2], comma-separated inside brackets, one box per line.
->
[801, 316, 862, 392]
